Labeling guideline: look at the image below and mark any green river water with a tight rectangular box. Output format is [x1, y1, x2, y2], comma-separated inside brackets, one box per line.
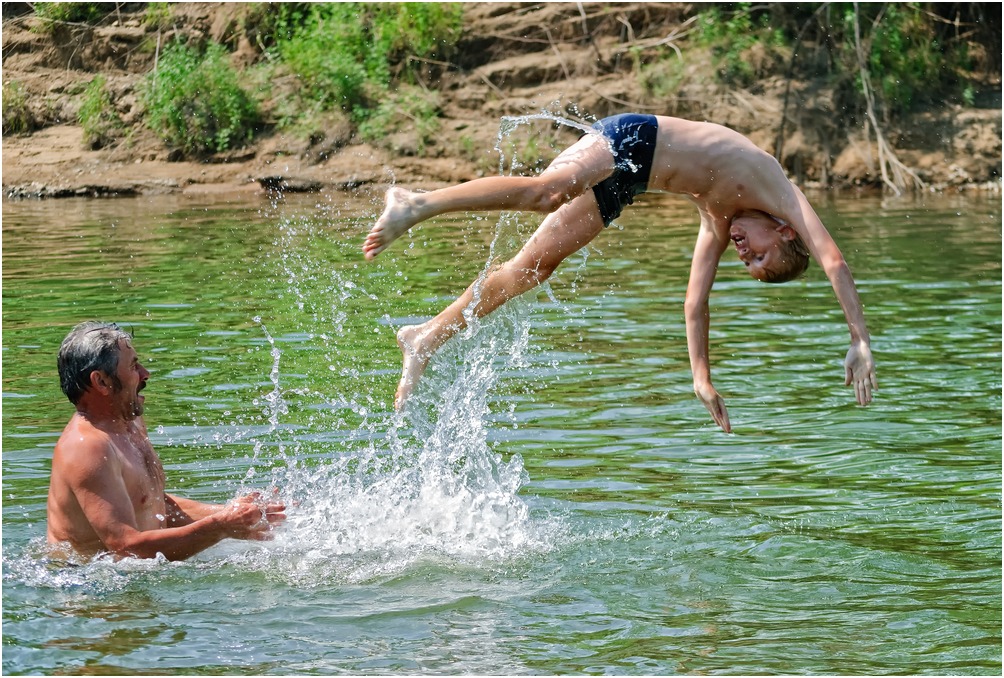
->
[2, 183, 1000, 675]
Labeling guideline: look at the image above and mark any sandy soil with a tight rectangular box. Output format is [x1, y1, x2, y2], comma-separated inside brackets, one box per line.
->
[2, 3, 1000, 200]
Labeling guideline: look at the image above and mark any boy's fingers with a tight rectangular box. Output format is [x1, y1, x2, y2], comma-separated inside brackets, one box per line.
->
[856, 377, 872, 405]
[712, 398, 731, 433]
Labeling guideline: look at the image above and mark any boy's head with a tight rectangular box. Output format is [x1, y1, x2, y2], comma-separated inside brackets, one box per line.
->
[729, 211, 810, 283]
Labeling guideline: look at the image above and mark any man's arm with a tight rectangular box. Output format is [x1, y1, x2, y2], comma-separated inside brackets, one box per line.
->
[685, 215, 732, 432]
[67, 441, 279, 560]
[785, 187, 877, 405]
[164, 494, 222, 526]
[166, 492, 285, 527]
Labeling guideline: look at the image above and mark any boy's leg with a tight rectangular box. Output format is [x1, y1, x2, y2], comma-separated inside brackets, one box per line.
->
[364, 133, 614, 259]
[394, 191, 607, 409]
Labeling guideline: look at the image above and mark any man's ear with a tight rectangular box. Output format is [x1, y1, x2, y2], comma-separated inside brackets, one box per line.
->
[89, 370, 111, 394]
[775, 224, 797, 242]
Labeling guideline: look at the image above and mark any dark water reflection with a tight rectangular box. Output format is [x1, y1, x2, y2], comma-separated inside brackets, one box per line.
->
[2, 190, 1000, 675]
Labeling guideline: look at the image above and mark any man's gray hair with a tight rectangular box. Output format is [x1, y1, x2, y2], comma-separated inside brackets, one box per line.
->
[57, 321, 132, 404]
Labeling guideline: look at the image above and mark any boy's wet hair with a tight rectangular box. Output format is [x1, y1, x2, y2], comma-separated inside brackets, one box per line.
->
[58, 321, 132, 404]
[762, 235, 810, 284]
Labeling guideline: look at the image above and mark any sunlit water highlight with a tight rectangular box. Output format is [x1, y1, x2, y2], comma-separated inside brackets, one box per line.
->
[2, 117, 1000, 674]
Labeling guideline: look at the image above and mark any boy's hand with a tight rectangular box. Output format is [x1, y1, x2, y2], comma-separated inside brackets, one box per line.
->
[844, 341, 876, 405]
[694, 382, 732, 433]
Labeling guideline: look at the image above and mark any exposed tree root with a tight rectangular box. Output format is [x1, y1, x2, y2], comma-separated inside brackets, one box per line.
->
[852, 3, 927, 194]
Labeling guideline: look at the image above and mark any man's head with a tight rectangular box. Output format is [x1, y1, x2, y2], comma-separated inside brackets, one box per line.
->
[729, 211, 810, 283]
[58, 322, 147, 416]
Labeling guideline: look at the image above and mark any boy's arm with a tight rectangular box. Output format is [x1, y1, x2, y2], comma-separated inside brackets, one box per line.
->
[685, 217, 732, 432]
[785, 187, 877, 404]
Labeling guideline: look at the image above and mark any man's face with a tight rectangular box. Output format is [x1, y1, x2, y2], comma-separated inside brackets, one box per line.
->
[729, 213, 793, 282]
[108, 339, 149, 418]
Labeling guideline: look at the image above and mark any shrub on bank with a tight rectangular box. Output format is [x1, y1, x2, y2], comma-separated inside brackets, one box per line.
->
[841, 2, 972, 116]
[141, 41, 260, 157]
[256, 2, 463, 150]
[684, 2, 981, 117]
[2, 82, 33, 135]
[79, 75, 124, 149]
[32, 2, 112, 27]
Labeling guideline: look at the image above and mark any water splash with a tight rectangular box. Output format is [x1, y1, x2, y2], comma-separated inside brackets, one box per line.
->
[241, 113, 595, 584]
[253, 316, 287, 433]
[497, 110, 640, 175]
[1, 538, 175, 594]
[255, 294, 562, 585]
[6, 113, 586, 590]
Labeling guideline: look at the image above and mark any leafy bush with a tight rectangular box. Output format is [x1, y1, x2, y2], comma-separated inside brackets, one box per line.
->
[142, 41, 260, 156]
[672, 2, 974, 120]
[143, 2, 172, 31]
[842, 3, 967, 116]
[78, 75, 123, 149]
[2, 81, 33, 134]
[33, 2, 112, 24]
[269, 3, 462, 121]
[276, 10, 368, 112]
[695, 4, 788, 86]
[356, 86, 441, 154]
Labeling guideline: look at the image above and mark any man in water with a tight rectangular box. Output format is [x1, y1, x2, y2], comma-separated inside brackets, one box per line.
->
[364, 113, 876, 431]
[47, 321, 286, 560]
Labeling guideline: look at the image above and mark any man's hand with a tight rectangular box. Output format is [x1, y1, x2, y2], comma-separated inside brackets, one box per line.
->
[235, 490, 286, 517]
[694, 381, 731, 433]
[844, 340, 877, 405]
[219, 493, 286, 540]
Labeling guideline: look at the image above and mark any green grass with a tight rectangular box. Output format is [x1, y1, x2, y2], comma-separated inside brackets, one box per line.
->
[141, 41, 260, 157]
[261, 3, 463, 148]
[32, 2, 112, 25]
[843, 3, 970, 115]
[694, 4, 788, 87]
[78, 75, 124, 149]
[2, 81, 33, 135]
[642, 2, 974, 120]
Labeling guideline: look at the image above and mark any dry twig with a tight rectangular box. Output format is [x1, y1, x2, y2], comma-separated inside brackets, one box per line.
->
[851, 3, 926, 194]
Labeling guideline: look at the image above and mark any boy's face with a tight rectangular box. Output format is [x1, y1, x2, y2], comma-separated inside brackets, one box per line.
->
[729, 213, 796, 282]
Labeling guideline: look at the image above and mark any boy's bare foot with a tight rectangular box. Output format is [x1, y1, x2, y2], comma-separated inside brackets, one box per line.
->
[364, 187, 422, 260]
[394, 324, 432, 410]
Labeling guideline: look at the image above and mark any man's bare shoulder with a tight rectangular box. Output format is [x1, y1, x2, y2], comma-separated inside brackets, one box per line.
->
[52, 415, 117, 479]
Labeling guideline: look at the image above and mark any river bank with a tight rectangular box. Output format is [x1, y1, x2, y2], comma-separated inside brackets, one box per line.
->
[2, 3, 1000, 199]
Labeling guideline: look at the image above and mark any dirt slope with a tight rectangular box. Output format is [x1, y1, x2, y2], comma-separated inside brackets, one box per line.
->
[2, 2, 1000, 199]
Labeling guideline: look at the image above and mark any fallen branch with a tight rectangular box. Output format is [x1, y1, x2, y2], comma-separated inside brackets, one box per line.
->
[609, 15, 698, 59]
[852, 3, 926, 194]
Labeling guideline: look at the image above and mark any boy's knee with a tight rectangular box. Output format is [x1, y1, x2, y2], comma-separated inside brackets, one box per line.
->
[540, 190, 568, 213]
[528, 180, 571, 213]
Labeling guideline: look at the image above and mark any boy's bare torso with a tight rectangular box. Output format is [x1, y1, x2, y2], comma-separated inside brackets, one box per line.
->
[645, 116, 799, 232]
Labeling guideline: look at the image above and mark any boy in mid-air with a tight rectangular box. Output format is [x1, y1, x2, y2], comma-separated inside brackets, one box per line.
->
[363, 113, 876, 432]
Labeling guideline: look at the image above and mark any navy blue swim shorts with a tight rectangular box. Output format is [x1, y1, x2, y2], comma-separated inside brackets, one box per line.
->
[589, 113, 658, 226]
